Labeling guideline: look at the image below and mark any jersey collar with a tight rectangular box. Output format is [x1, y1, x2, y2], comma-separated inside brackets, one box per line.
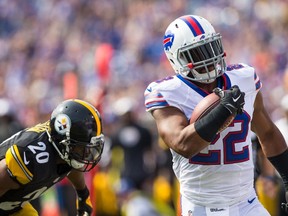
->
[176, 73, 232, 97]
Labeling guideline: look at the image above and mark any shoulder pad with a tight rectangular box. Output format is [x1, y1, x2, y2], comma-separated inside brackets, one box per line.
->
[5, 145, 33, 184]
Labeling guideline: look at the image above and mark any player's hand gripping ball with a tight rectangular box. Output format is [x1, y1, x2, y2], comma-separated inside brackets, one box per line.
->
[190, 89, 239, 133]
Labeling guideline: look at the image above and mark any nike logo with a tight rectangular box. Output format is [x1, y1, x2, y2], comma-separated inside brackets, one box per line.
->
[248, 197, 256, 204]
[23, 152, 30, 165]
[232, 94, 242, 102]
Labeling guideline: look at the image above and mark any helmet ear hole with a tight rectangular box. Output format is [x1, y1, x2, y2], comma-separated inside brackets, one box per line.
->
[170, 59, 175, 64]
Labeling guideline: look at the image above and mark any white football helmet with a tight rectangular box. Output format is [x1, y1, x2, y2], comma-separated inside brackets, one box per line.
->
[163, 15, 226, 83]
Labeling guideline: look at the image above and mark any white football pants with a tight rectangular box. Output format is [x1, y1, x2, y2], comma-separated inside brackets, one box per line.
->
[181, 190, 270, 216]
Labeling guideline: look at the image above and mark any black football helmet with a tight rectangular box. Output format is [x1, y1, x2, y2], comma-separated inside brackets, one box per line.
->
[47, 99, 104, 172]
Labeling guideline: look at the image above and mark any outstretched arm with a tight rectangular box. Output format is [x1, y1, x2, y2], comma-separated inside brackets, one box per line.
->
[67, 170, 93, 216]
[251, 91, 287, 157]
[252, 91, 288, 212]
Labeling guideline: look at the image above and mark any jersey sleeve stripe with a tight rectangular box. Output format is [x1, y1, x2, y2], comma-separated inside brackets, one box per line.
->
[145, 100, 169, 111]
[145, 91, 169, 111]
[254, 72, 262, 90]
[5, 145, 33, 184]
[255, 80, 262, 90]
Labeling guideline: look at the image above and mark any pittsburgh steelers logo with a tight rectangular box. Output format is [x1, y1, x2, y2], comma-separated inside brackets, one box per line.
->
[54, 114, 71, 135]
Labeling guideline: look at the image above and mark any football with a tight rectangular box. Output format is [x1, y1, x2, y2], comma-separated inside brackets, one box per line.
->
[190, 92, 235, 133]
[190, 92, 220, 123]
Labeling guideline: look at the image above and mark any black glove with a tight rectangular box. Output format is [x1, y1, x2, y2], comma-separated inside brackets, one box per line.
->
[214, 85, 245, 115]
[76, 186, 93, 216]
[281, 192, 288, 214]
[282, 202, 288, 214]
[268, 150, 288, 215]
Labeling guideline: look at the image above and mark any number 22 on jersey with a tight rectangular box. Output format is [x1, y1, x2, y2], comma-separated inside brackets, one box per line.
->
[190, 113, 251, 165]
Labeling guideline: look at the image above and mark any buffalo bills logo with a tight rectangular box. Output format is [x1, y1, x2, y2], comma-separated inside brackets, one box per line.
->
[163, 31, 175, 51]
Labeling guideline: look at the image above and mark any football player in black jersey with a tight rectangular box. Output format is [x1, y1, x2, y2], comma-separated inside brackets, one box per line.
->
[0, 99, 105, 216]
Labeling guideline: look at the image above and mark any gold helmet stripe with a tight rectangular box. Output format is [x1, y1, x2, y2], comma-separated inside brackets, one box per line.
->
[74, 99, 101, 136]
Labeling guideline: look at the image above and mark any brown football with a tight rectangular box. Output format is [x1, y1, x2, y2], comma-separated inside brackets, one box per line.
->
[190, 92, 235, 133]
[190, 92, 220, 123]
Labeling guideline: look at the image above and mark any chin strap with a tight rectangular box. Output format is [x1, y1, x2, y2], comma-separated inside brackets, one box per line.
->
[70, 159, 85, 169]
[46, 129, 69, 161]
[46, 130, 86, 170]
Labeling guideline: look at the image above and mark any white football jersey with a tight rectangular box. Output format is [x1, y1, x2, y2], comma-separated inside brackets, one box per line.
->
[144, 63, 262, 207]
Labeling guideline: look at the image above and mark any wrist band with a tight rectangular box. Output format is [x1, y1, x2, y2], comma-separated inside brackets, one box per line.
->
[194, 104, 231, 142]
[268, 149, 288, 191]
[77, 186, 89, 200]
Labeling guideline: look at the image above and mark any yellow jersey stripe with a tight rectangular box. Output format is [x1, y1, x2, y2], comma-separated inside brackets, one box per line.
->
[5, 145, 33, 184]
[74, 99, 101, 136]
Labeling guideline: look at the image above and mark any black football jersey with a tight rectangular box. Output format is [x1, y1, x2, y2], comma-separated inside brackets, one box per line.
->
[0, 121, 72, 214]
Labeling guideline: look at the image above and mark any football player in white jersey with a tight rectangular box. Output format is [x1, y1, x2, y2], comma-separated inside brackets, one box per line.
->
[144, 15, 288, 216]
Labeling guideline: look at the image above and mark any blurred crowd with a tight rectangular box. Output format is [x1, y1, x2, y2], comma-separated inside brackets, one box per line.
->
[1, 0, 288, 215]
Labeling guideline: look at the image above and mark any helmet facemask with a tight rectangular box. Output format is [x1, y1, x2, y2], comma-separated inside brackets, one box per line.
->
[64, 134, 104, 172]
[177, 33, 226, 83]
[48, 129, 104, 172]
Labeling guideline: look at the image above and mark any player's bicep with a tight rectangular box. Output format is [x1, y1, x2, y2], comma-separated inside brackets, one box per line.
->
[152, 107, 210, 158]
[151, 107, 189, 147]
[251, 91, 274, 136]
[251, 91, 286, 156]
[0, 159, 20, 197]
